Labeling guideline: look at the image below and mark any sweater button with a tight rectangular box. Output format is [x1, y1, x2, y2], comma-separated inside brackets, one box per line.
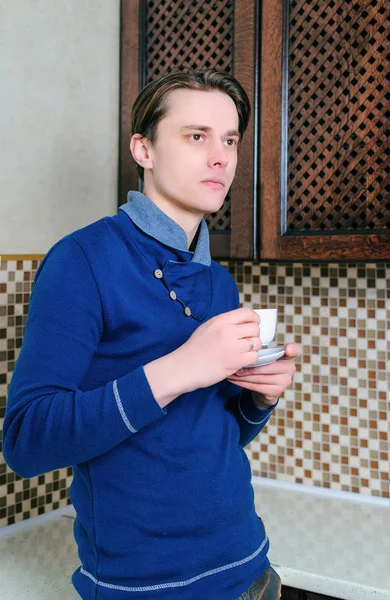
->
[184, 306, 191, 317]
[169, 290, 177, 300]
[154, 269, 163, 279]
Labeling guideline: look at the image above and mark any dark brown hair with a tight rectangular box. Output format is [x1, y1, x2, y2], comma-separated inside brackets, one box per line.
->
[131, 69, 251, 181]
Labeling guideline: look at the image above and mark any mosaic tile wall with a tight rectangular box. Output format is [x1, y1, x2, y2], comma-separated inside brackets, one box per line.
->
[222, 261, 390, 500]
[0, 258, 73, 528]
[1, 258, 389, 527]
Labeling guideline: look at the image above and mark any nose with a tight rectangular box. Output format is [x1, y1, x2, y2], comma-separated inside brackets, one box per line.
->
[207, 142, 229, 169]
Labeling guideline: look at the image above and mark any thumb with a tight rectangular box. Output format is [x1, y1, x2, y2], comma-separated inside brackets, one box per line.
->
[284, 343, 302, 358]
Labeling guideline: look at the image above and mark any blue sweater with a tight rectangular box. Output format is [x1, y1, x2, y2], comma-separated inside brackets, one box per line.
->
[3, 192, 277, 600]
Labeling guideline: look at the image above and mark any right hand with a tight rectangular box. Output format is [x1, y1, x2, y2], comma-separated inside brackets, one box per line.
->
[175, 307, 262, 392]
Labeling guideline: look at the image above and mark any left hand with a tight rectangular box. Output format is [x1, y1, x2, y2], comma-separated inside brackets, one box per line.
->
[227, 343, 302, 409]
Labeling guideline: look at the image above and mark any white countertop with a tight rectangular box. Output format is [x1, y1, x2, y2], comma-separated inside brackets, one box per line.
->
[0, 478, 389, 599]
[252, 478, 390, 600]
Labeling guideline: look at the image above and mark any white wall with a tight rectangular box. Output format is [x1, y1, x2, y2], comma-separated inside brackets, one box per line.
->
[0, 0, 120, 253]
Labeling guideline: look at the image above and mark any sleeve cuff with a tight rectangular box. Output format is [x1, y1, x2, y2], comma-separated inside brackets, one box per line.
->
[238, 389, 279, 425]
[114, 365, 166, 433]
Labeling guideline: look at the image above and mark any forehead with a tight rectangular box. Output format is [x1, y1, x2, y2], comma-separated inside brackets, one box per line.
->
[162, 88, 239, 129]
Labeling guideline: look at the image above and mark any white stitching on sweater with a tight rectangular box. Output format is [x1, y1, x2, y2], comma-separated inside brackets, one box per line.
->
[113, 380, 137, 433]
[238, 396, 270, 426]
[80, 536, 269, 592]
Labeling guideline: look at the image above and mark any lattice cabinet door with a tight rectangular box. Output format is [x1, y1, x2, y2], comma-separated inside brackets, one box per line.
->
[260, 0, 390, 260]
[120, 0, 259, 260]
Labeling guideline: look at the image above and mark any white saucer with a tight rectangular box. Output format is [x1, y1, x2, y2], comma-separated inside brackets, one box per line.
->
[245, 346, 286, 368]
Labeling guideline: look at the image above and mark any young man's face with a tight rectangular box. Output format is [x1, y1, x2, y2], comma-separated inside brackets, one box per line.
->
[142, 88, 240, 217]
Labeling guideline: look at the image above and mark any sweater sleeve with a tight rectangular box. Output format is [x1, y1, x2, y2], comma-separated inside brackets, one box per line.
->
[2, 237, 166, 478]
[223, 380, 278, 447]
[230, 388, 279, 447]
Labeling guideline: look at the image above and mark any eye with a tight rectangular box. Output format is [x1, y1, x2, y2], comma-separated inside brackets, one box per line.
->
[190, 133, 204, 142]
[225, 138, 238, 147]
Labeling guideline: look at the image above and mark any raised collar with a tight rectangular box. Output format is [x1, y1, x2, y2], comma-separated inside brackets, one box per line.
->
[119, 191, 211, 266]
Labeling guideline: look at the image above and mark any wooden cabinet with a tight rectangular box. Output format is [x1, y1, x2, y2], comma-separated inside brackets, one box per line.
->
[119, 1, 389, 261]
[305, 593, 340, 600]
[282, 586, 342, 600]
[259, 0, 390, 261]
[281, 586, 303, 600]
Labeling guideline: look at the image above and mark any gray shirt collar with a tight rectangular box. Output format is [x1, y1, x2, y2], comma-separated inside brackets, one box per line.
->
[119, 191, 211, 266]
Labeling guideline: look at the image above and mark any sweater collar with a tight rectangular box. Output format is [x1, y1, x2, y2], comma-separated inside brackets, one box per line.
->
[119, 191, 211, 266]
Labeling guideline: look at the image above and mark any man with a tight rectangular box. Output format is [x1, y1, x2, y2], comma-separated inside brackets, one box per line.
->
[3, 69, 301, 599]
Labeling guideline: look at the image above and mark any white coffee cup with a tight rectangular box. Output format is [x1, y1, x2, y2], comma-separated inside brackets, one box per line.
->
[253, 308, 277, 346]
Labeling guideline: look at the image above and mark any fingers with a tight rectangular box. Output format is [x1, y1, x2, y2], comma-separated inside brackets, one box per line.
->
[283, 343, 302, 358]
[236, 322, 262, 341]
[229, 372, 293, 387]
[238, 350, 261, 368]
[239, 336, 262, 354]
[227, 306, 260, 325]
[236, 359, 296, 376]
[228, 367, 294, 397]
[229, 353, 296, 399]
[227, 379, 285, 397]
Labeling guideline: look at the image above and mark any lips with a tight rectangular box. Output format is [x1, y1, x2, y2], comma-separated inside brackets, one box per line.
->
[201, 179, 225, 189]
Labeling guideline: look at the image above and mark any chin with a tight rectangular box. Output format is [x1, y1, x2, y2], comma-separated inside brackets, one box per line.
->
[195, 198, 225, 214]
[182, 189, 226, 215]
[209, 195, 227, 212]
[199, 191, 227, 208]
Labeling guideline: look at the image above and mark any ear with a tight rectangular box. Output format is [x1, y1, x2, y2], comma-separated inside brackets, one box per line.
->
[130, 134, 154, 171]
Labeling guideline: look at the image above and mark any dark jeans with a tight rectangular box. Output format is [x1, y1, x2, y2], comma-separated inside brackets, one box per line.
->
[236, 566, 282, 600]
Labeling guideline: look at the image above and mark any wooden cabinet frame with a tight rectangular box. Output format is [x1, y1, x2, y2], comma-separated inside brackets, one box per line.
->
[119, 0, 141, 205]
[259, 0, 390, 261]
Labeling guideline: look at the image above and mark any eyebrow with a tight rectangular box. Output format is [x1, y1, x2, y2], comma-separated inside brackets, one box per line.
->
[179, 125, 241, 139]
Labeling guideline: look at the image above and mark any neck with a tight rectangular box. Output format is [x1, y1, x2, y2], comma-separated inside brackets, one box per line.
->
[143, 183, 203, 249]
